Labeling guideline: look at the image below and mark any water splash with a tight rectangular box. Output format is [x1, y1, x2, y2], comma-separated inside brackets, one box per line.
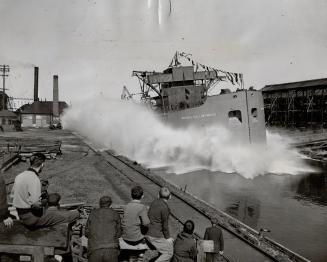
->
[62, 95, 314, 178]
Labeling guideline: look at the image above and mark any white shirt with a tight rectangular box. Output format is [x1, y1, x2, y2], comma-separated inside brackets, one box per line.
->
[11, 169, 41, 209]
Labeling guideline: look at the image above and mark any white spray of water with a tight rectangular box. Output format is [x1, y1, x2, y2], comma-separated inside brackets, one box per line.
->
[62, 95, 314, 179]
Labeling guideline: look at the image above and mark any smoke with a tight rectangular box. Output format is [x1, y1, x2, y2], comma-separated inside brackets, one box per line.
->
[62, 95, 314, 179]
[0, 56, 36, 68]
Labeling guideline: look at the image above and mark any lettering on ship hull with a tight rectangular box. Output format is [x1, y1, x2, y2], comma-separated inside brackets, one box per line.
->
[181, 113, 217, 120]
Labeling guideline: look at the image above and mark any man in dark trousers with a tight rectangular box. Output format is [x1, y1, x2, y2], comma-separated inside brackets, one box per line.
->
[146, 187, 174, 262]
[85, 196, 122, 262]
[0, 175, 13, 228]
[204, 217, 224, 262]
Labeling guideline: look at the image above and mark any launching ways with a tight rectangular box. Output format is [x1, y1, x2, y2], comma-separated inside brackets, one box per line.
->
[0, 129, 308, 261]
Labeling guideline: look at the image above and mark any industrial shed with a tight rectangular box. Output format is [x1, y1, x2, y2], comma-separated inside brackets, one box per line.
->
[0, 110, 19, 131]
[262, 78, 327, 128]
[18, 101, 68, 127]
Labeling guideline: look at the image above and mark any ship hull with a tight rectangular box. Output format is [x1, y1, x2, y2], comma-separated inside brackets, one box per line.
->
[161, 90, 266, 144]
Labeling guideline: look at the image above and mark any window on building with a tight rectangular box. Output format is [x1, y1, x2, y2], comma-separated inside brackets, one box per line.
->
[251, 108, 258, 123]
[228, 110, 242, 124]
[251, 108, 258, 117]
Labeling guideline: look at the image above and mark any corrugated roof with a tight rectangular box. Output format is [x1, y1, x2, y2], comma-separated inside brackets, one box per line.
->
[19, 101, 68, 115]
[0, 110, 17, 117]
[262, 78, 327, 92]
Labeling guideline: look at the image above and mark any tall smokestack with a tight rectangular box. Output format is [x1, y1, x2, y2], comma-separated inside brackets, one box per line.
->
[34, 67, 39, 101]
[53, 75, 59, 117]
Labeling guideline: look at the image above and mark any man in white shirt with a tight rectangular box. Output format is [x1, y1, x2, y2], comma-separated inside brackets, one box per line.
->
[12, 153, 78, 228]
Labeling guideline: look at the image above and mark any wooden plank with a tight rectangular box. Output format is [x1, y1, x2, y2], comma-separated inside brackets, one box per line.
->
[0, 153, 19, 171]
[0, 244, 36, 253]
[0, 245, 45, 261]
[1, 154, 20, 172]
[0, 221, 70, 248]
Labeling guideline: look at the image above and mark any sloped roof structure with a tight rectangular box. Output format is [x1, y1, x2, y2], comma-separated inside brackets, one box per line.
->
[0, 110, 17, 117]
[262, 78, 327, 92]
[19, 101, 68, 115]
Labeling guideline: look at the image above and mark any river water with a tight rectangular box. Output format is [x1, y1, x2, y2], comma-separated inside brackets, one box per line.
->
[153, 160, 327, 262]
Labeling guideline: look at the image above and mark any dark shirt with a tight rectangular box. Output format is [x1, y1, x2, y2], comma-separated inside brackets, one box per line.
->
[204, 226, 224, 252]
[172, 232, 197, 262]
[45, 206, 80, 223]
[85, 207, 122, 252]
[147, 198, 170, 239]
[0, 176, 10, 221]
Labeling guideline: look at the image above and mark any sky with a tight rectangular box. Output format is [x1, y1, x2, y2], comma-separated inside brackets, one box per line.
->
[0, 0, 327, 103]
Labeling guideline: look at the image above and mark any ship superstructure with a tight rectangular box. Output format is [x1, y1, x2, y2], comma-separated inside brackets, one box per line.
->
[129, 52, 266, 144]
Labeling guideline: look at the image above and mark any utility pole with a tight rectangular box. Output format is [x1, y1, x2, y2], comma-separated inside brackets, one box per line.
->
[0, 65, 10, 111]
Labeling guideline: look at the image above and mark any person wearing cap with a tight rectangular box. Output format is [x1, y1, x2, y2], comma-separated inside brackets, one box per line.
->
[122, 185, 150, 245]
[11, 153, 73, 228]
[204, 217, 224, 262]
[146, 187, 174, 262]
[0, 175, 13, 228]
[85, 195, 122, 262]
[172, 220, 197, 262]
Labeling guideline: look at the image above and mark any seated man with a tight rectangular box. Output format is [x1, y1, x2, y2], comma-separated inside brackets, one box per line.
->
[122, 185, 150, 245]
[43, 193, 80, 223]
[11, 153, 78, 229]
[85, 196, 122, 262]
[172, 220, 197, 262]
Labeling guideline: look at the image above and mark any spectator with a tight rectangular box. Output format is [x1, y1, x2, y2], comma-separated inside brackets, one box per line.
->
[146, 187, 174, 262]
[43, 193, 80, 223]
[85, 196, 122, 262]
[11, 153, 72, 228]
[0, 175, 13, 228]
[204, 217, 224, 262]
[172, 220, 197, 262]
[122, 185, 150, 245]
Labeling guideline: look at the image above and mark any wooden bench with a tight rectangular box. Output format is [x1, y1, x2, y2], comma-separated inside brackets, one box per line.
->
[0, 221, 71, 262]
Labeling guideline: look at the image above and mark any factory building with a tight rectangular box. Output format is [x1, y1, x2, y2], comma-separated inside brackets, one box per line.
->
[262, 78, 327, 128]
[18, 68, 68, 127]
[18, 100, 68, 127]
[0, 110, 19, 131]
